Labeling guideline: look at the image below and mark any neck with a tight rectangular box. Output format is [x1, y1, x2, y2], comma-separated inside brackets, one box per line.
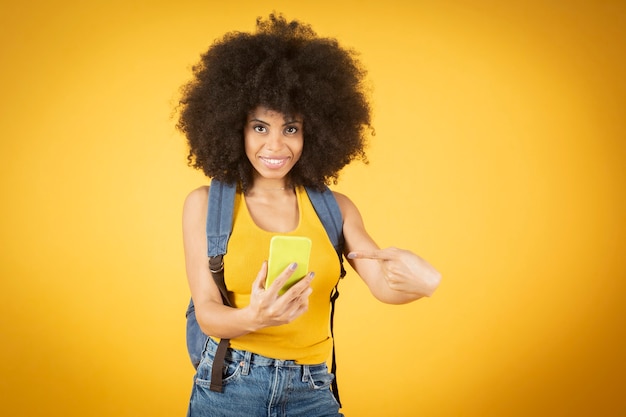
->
[247, 177, 294, 196]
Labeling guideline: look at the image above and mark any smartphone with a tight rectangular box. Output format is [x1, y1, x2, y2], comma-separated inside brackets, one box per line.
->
[266, 236, 312, 295]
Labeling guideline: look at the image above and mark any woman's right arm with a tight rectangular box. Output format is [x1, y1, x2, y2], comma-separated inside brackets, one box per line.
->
[182, 186, 314, 339]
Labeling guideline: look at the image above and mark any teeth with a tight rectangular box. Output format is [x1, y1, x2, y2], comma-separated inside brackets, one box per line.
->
[262, 158, 285, 165]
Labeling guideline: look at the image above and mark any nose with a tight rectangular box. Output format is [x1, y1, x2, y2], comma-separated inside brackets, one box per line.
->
[265, 131, 285, 151]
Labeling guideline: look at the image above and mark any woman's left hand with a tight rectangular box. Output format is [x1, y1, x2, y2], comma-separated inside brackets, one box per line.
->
[348, 247, 441, 298]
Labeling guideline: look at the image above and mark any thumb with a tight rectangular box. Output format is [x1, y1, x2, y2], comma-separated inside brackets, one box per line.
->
[251, 261, 268, 293]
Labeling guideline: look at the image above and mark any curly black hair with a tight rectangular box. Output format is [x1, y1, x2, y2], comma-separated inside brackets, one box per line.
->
[177, 13, 372, 190]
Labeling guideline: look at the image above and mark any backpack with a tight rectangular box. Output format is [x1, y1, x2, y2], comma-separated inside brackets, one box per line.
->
[184, 179, 346, 405]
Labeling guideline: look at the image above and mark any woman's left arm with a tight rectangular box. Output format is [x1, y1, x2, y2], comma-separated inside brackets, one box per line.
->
[334, 192, 441, 304]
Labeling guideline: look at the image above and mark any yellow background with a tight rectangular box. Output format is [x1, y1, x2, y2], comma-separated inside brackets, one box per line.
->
[1, 1, 624, 416]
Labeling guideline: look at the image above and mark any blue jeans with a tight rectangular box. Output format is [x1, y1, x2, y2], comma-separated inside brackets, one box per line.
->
[187, 338, 343, 417]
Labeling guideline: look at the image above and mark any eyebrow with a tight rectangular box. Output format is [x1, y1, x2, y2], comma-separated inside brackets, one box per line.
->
[249, 118, 303, 126]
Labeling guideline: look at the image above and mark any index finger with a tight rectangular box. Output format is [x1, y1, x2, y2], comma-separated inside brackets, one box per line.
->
[265, 262, 298, 294]
[347, 249, 391, 261]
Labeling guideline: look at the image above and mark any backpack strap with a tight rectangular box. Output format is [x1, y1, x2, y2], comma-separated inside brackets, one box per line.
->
[304, 186, 344, 261]
[304, 186, 345, 407]
[206, 180, 237, 258]
[184, 180, 236, 392]
[206, 180, 236, 307]
[205, 180, 236, 393]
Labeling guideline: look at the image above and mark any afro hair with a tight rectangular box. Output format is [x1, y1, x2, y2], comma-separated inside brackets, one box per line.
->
[177, 13, 372, 190]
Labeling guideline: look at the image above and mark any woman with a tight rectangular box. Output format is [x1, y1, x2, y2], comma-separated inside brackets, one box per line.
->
[179, 13, 441, 417]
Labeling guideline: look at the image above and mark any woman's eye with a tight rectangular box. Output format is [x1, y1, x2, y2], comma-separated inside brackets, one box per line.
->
[253, 125, 267, 133]
[284, 126, 298, 134]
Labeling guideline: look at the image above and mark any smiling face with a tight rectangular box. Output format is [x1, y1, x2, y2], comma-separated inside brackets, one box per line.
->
[244, 106, 304, 185]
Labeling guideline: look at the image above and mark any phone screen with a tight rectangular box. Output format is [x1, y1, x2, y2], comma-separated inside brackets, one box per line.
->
[265, 236, 312, 295]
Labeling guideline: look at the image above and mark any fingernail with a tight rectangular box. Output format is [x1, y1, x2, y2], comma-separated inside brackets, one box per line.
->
[309, 272, 315, 279]
[290, 262, 298, 270]
[347, 253, 357, 259]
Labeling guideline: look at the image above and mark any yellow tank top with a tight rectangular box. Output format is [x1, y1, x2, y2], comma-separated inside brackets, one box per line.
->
[223, 186, 341, 364]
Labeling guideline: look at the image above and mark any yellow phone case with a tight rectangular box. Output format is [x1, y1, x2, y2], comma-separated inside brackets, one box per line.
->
[266, 236, 312, 295]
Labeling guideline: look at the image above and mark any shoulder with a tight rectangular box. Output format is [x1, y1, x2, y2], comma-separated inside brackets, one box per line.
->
[331, 191, 373, 252]
[183, 186, 210, 218]
[331, 191, 361, 220]
[331, 190, 356, 207]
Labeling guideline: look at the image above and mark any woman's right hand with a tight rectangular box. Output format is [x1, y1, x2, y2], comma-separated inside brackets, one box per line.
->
[246, 261, 314, 330]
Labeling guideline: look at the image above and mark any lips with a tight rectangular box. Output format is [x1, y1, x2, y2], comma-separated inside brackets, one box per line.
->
[259, 156, 290, 168]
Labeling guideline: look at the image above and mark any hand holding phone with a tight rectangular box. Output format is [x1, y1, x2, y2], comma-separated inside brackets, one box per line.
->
[266, 236, 312, 295]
